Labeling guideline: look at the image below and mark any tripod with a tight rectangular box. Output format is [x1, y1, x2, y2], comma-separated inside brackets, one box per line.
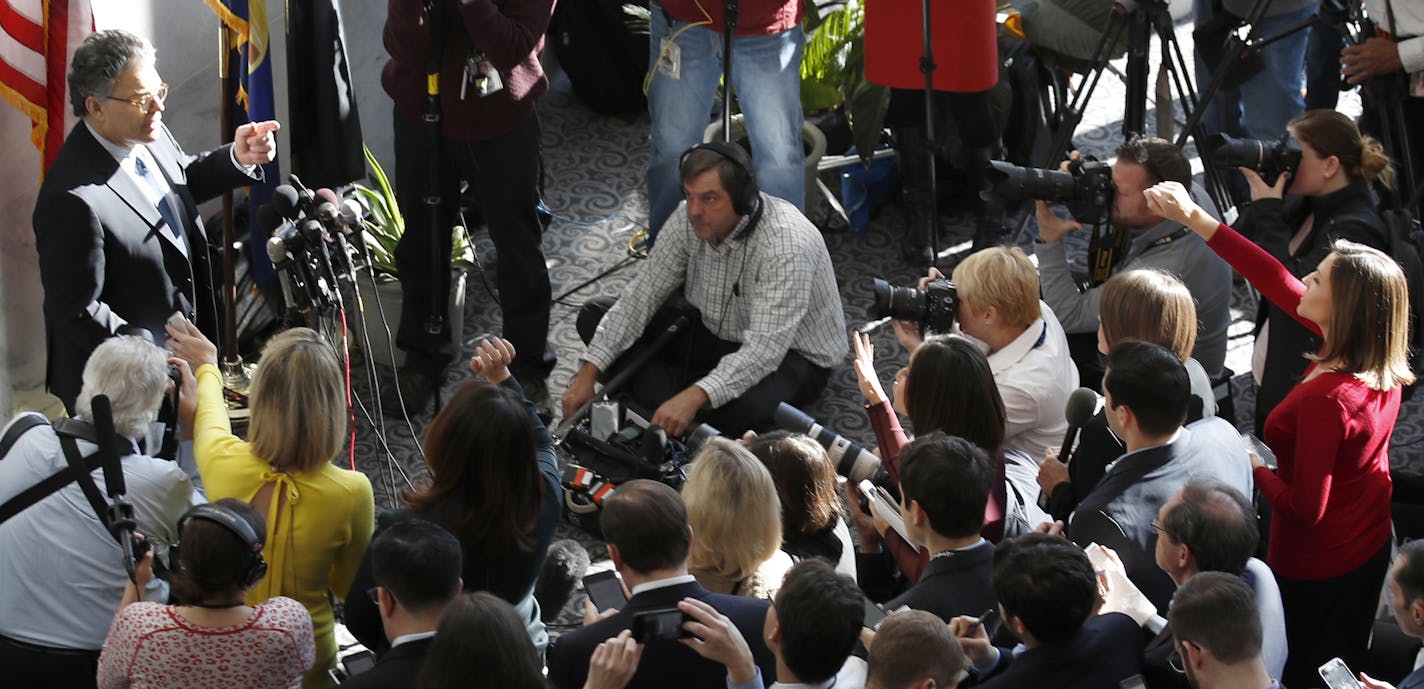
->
[1035, 0, 1232, 214]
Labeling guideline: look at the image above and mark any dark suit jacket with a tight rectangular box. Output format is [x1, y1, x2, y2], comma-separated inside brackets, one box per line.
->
[885, 540, 995, 623]
[546, 580, 775, 689]
[340, 637, 432, 689]
[1068, 417, 1253, 611]
[1142, 559, 1289, 689]
[33, 122, 256, 410]
[976, 613, 1145, 689]
[1400, 666, 1424, 689]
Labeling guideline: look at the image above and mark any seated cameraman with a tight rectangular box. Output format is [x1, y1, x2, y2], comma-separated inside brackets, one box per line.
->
[900, 247, 1077, 462]
[1034, 137, 1232, 384]
[560, 142, 847, 437]
[0, 336, 202, 688]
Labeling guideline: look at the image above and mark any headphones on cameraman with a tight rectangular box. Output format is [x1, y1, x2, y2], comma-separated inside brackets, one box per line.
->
[171, 503, 268, 590]
[680, 141, 761, 217]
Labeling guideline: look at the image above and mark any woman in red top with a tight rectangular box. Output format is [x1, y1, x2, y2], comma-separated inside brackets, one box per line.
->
[1145, 180, 1413, 688]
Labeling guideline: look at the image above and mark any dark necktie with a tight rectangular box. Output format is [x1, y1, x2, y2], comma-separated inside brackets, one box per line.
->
[134, 155, 187, 257]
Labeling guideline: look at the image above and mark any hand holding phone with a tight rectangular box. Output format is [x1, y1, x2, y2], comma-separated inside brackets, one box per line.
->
[1319, 658, 1363, 689]
[583, 570, 629, 612]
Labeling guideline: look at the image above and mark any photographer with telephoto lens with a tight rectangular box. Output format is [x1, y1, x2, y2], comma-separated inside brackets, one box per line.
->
[1213, 109, 1393, 433]
[1008, 137, 1233, 389]
[875, 247, 1077, 463]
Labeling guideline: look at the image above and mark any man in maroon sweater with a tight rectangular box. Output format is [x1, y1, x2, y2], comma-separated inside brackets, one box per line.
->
[381, 0, 557, 408]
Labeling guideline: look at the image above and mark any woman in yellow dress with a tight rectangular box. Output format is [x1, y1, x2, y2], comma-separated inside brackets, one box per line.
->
[169, 321, 374, 688]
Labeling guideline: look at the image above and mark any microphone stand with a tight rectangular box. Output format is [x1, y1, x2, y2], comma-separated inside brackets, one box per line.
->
[720, 0, 739, 141]
[422, 0, 448, 337]
[918, 0, 940, 266]
[216, 22, 249, 391]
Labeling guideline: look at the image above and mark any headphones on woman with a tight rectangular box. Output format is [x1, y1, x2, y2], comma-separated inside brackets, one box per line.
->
[680, 141, 761, 217]
[171, 503, 268, 589]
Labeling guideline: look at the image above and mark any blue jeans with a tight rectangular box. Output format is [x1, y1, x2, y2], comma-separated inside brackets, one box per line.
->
[1193, 0, 1313, 140]
[646, 6, 805, 236]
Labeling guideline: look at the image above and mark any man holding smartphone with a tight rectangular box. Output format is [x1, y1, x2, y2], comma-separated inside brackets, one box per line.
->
[1358, 541, 1424, 689]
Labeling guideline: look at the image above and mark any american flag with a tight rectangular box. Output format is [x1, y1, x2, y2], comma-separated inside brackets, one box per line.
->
[0, 0, 93, 176]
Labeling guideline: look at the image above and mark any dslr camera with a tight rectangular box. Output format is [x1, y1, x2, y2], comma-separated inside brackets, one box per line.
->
[984, 157, 1116, 227]
[1209, 133, 1302, 183]
[871, 277, 958, 334]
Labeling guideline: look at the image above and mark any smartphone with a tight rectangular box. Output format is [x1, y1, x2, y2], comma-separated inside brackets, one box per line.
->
[583, 570, 628, 612]
[631, 607, 690, 642]
[862, 598, 888, 630]
[1241, 432, 1278, 470]
[1319, 658, 1363, 689]
[975, 608, 1002, 640]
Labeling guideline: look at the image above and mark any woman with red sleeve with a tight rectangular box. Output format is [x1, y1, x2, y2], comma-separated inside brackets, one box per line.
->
[1145, 180, 1414, 689]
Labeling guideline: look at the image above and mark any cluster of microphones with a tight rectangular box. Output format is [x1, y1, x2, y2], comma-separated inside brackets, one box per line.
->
[259, 176, 370, 320]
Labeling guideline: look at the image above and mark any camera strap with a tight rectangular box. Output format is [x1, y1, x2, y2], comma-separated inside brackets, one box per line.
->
[0, 418, 112, 535]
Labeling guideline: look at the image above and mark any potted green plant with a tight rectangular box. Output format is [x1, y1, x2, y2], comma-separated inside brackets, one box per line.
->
[348, 146, 473, 368]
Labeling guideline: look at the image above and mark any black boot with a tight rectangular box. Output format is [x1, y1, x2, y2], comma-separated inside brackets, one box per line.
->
[894, 124, 936, 268]
[969, 145, 1006, 252]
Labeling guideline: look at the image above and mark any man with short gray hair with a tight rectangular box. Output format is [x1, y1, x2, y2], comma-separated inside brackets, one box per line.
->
[0, 336, 202, 689]
[33, 28, 280, 412]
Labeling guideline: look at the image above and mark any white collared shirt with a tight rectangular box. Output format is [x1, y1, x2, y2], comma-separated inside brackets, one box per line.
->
[974, 302, 1079, 461]
[390, 630, 437, 648]
[629, 574, 698, 597]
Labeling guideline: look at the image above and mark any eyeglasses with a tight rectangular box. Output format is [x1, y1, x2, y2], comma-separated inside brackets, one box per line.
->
[1169, 640, 1201, 674]
[106, 83, 169, 112]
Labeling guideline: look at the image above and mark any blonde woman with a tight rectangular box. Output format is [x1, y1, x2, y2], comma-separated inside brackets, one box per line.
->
[168, 323, 374, 688]
[681, 438, 791, 599]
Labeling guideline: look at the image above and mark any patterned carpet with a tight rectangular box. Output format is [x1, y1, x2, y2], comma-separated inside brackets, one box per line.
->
[341, 13, 1424, 628]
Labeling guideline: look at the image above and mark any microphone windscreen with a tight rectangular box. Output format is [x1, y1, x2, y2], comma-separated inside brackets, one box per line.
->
[271, 185, 301, 219]
[266, 235, 292, 264]
[257, 204, 285, 233]
[1064, 387, 1100, 426]
[340, 198, 365, 225]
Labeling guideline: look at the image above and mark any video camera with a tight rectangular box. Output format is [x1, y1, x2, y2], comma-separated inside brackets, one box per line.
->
[871, 277, 959, 334]
[984, 157, 1116, 227]
[1209, 133, 1302, 183]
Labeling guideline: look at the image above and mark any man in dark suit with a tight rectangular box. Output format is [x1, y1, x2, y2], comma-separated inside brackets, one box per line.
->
[1067, 341, 1253, 610]
[953, 533, 1145, 689]
[1362, 541, 1424, 689]
[1168, 573, 1281, 689]
[865, 433, 996, 622]
[677, 558, 869, 688]
[866, 611, 971, 689]
[342, 519, 462, 689]
[546, 480, 776, 689]
[1143, 482, 1287, 688]
[33, 29, 277, 412]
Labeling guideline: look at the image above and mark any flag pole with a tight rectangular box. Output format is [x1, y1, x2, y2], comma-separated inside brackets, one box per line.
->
[217, 21, 246, 390]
